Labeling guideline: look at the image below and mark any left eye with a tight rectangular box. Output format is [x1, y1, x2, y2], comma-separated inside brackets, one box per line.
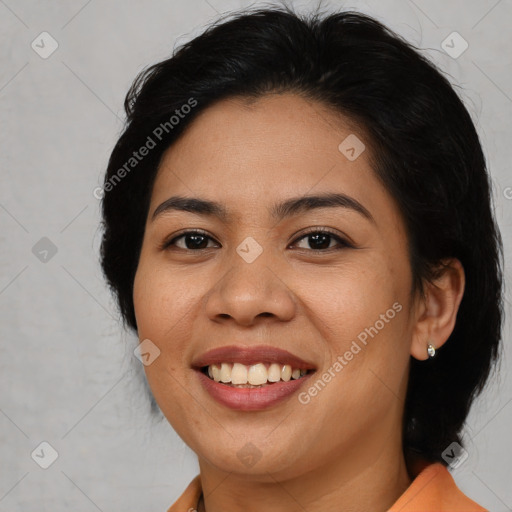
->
[291, 230, 350, 251]
[161, 229, 350, 251]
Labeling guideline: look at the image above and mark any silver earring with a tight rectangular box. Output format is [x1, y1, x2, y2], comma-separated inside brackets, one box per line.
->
[427, 342, 436, 358]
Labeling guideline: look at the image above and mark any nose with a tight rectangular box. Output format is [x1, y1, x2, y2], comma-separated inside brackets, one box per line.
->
[204, 251, 296, 327]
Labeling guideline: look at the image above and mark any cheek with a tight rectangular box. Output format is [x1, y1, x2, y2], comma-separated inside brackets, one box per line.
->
[296, 253, 411, 402]
[299, 255, 403, 343]
[134, 259, 192, 335]
[132, 262, 192, 386]
[132, 260, 202, 439]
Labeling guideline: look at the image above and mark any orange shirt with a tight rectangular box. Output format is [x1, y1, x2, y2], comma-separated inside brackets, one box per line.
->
[166, 463, 487, 512]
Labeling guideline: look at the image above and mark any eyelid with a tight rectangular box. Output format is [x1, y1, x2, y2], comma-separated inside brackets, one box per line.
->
[160, 226, 354, 252]
[291, 227, 353, 250]
[159, 228, 216, 250]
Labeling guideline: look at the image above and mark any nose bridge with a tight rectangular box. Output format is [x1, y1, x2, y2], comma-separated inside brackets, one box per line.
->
[205, 235, 296, 325]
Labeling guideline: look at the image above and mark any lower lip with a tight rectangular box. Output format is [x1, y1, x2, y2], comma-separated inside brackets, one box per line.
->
[195, 370, 314, 411]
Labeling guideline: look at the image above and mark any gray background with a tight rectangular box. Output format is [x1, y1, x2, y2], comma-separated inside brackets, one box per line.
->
[1, 0, 511, 510]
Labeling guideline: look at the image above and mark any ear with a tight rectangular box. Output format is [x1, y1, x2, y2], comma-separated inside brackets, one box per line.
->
[410, 258, 465, 361]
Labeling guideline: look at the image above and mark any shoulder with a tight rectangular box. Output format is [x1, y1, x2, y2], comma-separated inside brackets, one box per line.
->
[389, 462, 487, 512]
[166, 475, 202, 512]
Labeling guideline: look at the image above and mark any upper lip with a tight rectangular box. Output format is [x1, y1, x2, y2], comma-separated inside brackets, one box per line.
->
[191, 345, 317, 370]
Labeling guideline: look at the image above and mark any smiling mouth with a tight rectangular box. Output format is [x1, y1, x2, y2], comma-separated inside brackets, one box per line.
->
[200, 362, 314, 388]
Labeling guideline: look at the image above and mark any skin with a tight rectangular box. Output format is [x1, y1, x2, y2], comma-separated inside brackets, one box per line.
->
[132, 93, 465, 512]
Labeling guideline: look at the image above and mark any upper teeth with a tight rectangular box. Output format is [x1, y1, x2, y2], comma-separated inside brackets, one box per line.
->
[206, 363, 308, 385]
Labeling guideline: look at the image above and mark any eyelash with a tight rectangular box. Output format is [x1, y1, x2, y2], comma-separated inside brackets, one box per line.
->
[159, 227, 353, 252]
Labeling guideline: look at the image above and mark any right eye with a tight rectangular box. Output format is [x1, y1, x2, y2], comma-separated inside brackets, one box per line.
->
[160, 230, 220, 251]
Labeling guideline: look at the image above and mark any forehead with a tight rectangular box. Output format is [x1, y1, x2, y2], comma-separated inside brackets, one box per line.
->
[149, 93, 397, 226]
[160, 93, 366, 169]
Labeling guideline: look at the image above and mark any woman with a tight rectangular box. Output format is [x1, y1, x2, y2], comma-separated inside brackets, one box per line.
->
[99, 5, 504, 511]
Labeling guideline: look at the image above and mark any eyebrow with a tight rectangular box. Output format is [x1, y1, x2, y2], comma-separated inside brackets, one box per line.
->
[151, 192, 375, 224]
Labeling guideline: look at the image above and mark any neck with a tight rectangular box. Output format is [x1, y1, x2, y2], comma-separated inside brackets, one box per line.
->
[197, 435, 412, 512]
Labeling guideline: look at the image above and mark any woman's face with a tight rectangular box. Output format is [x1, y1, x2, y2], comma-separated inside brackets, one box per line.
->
[133, 93, 420, 480]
